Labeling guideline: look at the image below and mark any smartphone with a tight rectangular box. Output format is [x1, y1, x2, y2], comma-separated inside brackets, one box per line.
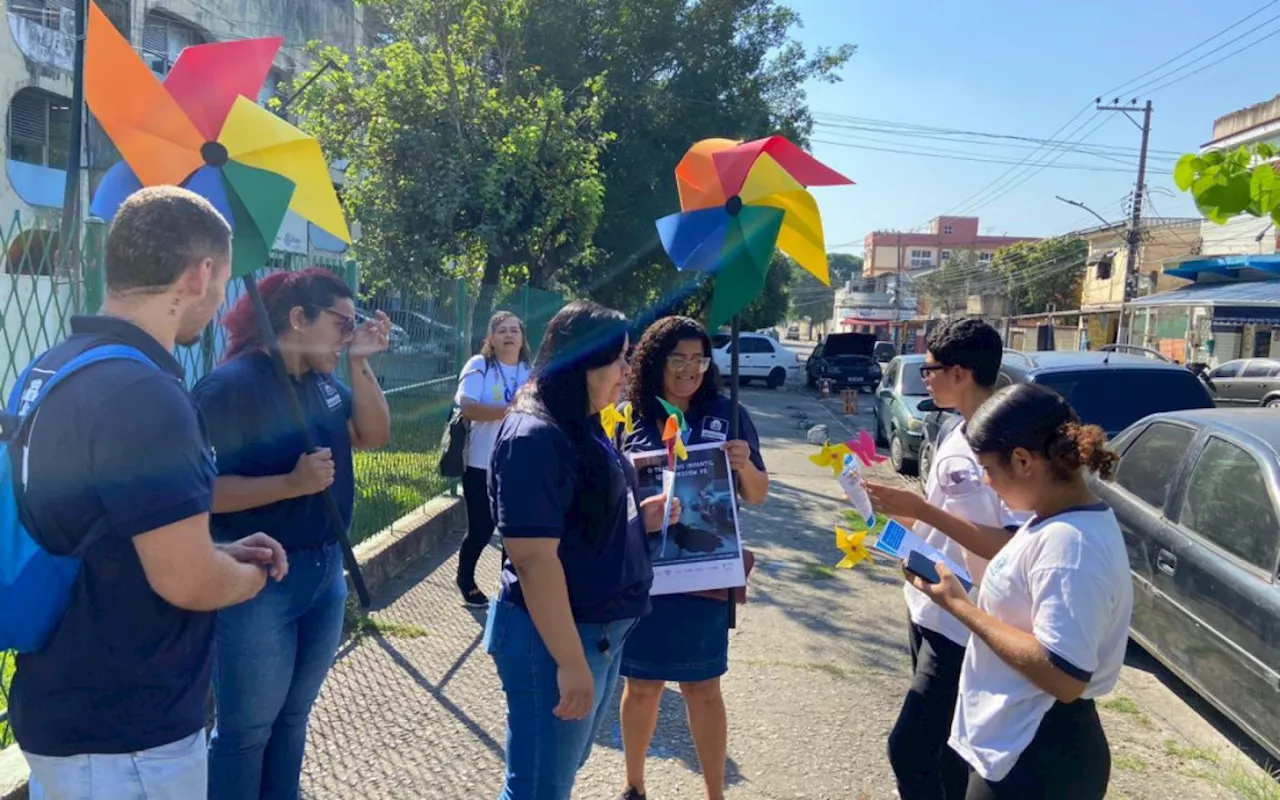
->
[904, 550, 942, 585]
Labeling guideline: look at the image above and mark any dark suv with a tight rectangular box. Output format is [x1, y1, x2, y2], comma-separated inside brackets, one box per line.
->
[806, 332, 881, 392]
[917, 346, 1216, 474]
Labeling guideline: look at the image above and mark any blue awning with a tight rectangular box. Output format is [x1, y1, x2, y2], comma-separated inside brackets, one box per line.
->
[1165, 253, 1280, 281]
[1128, 279, 1280, 310]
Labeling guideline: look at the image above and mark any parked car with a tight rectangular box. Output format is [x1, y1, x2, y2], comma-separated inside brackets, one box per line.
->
[1092, 408, 1280, 760]
[1204, 358, 1280, 407]
[355, 308, 410, 353]
[805, 332, 881, 392]
[710, 332, 800, 389]
[917, 397, 950, 480]
[915, 346, 1216, 474]
[786, 325, 801, 341]
[873, 340, 897, 363]
[382, 309, 454, 356]
[872, 355, 930, 474]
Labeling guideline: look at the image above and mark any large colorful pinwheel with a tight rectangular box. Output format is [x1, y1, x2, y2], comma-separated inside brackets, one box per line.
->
[655, 136, 853, 329]
[85, 1, 350, 277]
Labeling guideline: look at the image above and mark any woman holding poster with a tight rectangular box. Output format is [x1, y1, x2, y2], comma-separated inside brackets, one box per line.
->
[615, 316, 769, 800]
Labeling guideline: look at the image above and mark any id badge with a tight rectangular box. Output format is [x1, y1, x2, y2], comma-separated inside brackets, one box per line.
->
[626, 490, 640, 523]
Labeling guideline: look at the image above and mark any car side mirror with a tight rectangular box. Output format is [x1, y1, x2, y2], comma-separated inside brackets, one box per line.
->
[918, 398, 940, 412]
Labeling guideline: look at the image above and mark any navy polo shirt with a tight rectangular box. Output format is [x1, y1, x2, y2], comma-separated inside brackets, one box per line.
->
[489, 411, 653, 623]
[10, 316, 218, 757]
[193, 352, 354, 552]
[623, 395, 766, 474]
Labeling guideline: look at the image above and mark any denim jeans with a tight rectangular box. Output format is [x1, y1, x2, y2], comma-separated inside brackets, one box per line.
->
[209, 541, 347, 800]
[25, 730, 206, 800]
[484, 599, 637, 800]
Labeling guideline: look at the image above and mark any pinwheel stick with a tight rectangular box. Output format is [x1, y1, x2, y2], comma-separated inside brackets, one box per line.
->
[242, 276, 371, 608]
[727, 314, 741, 630]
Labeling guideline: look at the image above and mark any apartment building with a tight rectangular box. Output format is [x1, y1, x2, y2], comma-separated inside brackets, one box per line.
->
[862, 215, 1039, 278]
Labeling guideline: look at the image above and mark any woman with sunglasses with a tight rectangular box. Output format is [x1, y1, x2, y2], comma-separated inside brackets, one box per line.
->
[907, 383, 1128, 799]
[193, 268, 392, 800]
[614, 316, 769, 800]
[453, 310, 532, 607]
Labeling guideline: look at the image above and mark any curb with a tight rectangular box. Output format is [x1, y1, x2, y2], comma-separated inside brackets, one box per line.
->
[0, 494, 464, 800]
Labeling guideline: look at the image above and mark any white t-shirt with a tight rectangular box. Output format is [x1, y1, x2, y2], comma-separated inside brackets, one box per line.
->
[454, 355, 530, 471]
[904, 422, 1030, 646]
[949, 504, 1133, 781]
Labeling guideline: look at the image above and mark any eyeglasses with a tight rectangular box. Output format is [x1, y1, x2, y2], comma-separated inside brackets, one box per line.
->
[667, 354, 711, 373]
[919, 363, 949, 378]
[324, 308, 357, 338]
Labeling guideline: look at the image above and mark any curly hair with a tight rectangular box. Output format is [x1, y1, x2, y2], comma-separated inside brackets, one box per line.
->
[967, 383, 1118, 481]
[623, 315, 722, 424]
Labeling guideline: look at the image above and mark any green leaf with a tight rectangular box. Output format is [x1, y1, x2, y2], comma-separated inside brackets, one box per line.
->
[1174, 154, 1199, 192]
[1202, 150, 1226, 167]
[1251, 163, 1280, 213]
[1257, 142, 1275, 160]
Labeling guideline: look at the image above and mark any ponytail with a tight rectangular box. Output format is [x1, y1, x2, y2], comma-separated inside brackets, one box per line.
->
[1046, 422, 1118, 481]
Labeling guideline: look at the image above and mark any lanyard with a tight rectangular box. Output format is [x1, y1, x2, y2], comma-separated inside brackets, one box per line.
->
[495, 362, 520, 403]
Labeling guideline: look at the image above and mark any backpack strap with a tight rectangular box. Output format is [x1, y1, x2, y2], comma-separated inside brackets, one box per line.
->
[7, 344, 161, 421]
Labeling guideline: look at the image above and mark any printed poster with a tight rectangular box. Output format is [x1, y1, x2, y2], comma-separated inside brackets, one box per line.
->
[629, 442, 748, 596]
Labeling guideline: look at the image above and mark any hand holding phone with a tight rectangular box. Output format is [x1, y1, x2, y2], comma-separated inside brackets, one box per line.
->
[904, 550, 942, 585]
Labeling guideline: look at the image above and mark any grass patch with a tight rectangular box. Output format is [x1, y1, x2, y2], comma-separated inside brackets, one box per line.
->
[797, 561, 839, 581]
[1114, 753, 1148, 773]
[0, 650, 13, 748]
[350, 389, 454, 544]
[1101, 695, 1142, 715]
[1217, 761, 1280, 800]
[1164, 738, 1221, 765]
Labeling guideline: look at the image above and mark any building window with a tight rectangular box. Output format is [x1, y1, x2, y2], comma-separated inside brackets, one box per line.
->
[978, 252, 993, 263]
[7, 88, 71, 168]
[142, 11, 205, 76]
[1095, 254, 1114, 281]
[909, 249, 933, 269]
[9, 0, 73, 32]
[943, 225, 953, 235]
[940, 250, 952, 262]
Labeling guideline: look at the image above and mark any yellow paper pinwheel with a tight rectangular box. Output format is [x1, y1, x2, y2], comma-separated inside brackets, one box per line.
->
[835, 526, 874, 570]
[600, 403, 635, 439]
[808, 441, 854, 476]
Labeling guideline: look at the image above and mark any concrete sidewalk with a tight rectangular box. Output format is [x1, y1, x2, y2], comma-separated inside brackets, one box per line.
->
[300, 382, 1272, 799]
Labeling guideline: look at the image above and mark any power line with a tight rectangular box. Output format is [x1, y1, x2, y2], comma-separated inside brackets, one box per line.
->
[809, 137, 1138, 173]
[1144, 23, 1280, 95]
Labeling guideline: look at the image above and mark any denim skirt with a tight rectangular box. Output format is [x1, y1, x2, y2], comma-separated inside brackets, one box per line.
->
[619, 593, 730, 682]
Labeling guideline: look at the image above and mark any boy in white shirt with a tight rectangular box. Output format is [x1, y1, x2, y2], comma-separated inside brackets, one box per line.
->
[865, 319, 1027, 800]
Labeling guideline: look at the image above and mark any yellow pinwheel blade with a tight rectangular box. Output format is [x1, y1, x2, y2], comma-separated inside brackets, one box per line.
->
[739, 153, 803, 203]
[219, 97, 351, 242]
[749, 189, 830, 285]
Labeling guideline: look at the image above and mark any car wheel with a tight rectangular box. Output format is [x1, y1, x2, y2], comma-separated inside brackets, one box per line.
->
[889, 430, 912, 475]
[1267, 398, 1280, 408]
[806, 371, 816, 389]
[919, 442, 934, 480]
[768, 367, 786, 389]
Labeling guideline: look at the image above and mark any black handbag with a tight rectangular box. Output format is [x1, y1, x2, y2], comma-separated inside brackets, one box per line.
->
[438, 407, 470, 478]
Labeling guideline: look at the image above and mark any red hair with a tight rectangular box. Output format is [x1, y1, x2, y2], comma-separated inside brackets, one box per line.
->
[222, 268, 354, 361]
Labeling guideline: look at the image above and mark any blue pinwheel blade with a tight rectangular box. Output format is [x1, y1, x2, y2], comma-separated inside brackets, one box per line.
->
[183, 165, 236, 231]
[656, 207, 731, 275]
[89, 161, 143, 223]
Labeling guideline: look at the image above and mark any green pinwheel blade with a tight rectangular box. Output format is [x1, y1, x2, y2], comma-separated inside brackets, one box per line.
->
[657, 397, 687, 430]
[222, 160, 297, 278]
[706, 205, 785, 330]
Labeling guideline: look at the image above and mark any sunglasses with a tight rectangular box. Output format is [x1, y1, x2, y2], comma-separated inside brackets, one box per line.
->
[667, 354, 711, 373]
[324, 308, 357, 338]
[919, 363, 949, 378]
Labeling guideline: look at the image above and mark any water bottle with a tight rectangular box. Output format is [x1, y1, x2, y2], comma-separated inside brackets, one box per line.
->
[837, 453, 876, 529]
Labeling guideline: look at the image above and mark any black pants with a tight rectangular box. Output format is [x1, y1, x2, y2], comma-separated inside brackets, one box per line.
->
[888, 620, 970, 800]
[458, 467, 495, 591]
[965, 698, 1110, 800]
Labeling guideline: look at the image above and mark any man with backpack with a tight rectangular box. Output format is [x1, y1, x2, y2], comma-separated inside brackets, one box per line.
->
[2, 186, 287, 800]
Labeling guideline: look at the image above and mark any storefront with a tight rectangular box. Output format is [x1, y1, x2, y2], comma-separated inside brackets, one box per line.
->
[1127, 273, 1280, 367]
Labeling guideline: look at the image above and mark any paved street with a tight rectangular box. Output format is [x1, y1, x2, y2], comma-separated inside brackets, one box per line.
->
[300, 348, 1275, 799]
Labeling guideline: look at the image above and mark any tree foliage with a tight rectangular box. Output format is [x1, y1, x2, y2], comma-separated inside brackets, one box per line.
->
[292, 0, 613, 295]
[1175, 143, 1280, 225]
[827, 252, 863, 286]
[989, 238, 1086, 316]
[916, 252, 980, 319]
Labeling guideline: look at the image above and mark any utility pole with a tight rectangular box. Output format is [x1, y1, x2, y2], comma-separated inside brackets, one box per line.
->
[1096, 98, 1153, 346]
[60, 0, 86, 287]
[893, 232, 903, 353]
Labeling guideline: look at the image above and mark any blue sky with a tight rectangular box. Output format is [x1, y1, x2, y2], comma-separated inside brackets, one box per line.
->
[790, 0, 1280, 252]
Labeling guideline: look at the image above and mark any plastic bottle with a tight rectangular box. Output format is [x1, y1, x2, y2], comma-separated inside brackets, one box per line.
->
[837, 453, 876, 529]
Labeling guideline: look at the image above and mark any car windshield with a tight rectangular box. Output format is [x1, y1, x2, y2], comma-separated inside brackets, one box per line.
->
[1033, 369, 1214, 435]
[900, 367, 928, 396]
[711, 334, 731, 349]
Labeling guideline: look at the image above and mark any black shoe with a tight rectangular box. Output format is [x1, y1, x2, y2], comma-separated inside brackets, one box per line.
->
[459, 586, 488, 608]
[618, 788, 646, 800]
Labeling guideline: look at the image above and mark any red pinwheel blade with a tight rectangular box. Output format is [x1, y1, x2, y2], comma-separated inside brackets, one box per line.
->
[713, 136, 854, 197]
[164, 36, 284, 141]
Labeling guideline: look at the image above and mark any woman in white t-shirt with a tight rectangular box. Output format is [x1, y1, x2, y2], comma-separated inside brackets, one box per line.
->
[454, 311, 531, 607]
[907, 383, 1131, 800]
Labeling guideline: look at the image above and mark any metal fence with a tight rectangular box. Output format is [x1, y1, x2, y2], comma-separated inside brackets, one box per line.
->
[0, 212, 567, 744]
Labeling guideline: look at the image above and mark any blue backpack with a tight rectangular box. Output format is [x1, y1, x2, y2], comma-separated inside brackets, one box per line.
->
[0, 344, 160, 653]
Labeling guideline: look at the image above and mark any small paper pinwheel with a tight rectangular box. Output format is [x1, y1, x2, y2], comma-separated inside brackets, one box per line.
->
[84, 1, 350, 276]
[655, 136, 853, 328]
[835, 526, 874, 570]
[657, 397, 689, 469]
[848, 430, 888, 466]
[808, 441, 855, 476]
[600, 403, 634, 439]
